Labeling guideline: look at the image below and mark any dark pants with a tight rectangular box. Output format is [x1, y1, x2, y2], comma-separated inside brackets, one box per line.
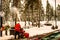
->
[15, 31, 20, 39]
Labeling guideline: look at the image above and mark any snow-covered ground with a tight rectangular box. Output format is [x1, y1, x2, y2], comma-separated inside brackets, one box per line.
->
[24, 26, 60, 37]
[1, 21, 60, 40]
[0, 35, 14, 40]
[5, 21, 60, 27]
[19, 21, 60, 37]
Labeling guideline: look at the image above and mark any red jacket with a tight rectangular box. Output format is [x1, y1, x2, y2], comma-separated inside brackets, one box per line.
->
[15, 23, 21, 32]
[24, 33, 29, 38]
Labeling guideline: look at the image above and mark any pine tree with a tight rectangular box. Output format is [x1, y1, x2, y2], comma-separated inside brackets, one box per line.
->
[46, 0, 51, 22]
[50, 7, 54, 20]
[24, 0, 28, 26]
[22, 0, 44, 27]
[57, 4, 60, 20]
[37, 0, 43, 27]
[24, 0, 40, 26]
[2, 0, 10, 21]
[13, 0, 20, 8]
[40, 7, 44, 21]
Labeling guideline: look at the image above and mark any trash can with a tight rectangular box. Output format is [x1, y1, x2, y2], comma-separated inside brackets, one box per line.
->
[10, 29, 15, 35]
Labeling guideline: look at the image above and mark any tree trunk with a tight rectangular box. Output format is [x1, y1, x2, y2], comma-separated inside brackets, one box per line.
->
[32, 2, 33, 26]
